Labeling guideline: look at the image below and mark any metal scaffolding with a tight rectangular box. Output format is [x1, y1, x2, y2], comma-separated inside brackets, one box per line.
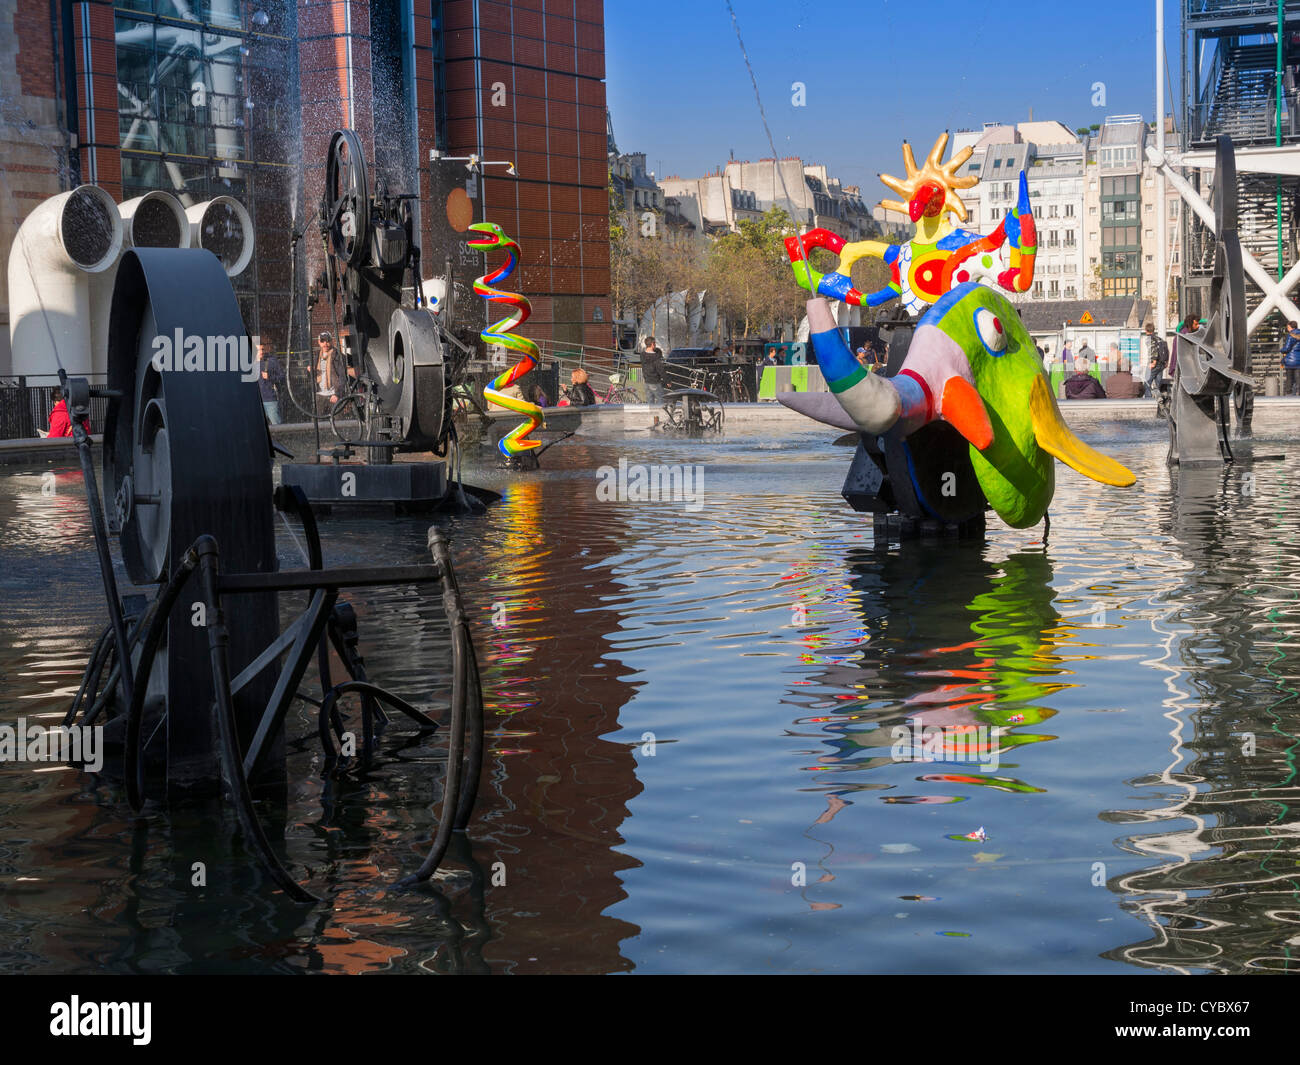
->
[1152, 0, 1300, 376]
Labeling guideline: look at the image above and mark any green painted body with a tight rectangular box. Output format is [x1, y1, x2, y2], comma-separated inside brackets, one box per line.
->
[924, 284, 1056, 529]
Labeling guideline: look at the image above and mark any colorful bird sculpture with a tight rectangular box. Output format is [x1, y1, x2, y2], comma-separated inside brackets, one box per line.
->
[805, 283, 1136, 528]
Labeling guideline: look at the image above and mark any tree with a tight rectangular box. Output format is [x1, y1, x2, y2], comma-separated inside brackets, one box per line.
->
[708, 206, 804, 338]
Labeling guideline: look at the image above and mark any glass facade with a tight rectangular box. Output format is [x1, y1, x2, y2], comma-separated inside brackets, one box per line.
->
[113, 1, 298, 342]
[1100, 174, 1141, 297]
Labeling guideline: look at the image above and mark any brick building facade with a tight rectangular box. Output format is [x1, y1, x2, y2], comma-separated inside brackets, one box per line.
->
[1, 0, 610, 375]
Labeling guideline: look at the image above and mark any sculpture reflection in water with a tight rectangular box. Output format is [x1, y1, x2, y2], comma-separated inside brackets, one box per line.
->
[785, 543, 1074, 820]
[1102, 465, 1300, 973]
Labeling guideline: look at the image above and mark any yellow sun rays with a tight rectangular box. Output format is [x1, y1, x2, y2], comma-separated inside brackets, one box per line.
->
[878, 132, 978, 224]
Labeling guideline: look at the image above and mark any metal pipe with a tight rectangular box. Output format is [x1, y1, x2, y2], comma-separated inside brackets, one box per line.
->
[195, 535, 317, 904]
[63, 373, 134, 718]
[122, 546, 200, 812]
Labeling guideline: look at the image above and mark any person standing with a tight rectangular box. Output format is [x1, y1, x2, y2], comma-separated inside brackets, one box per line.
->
[1281, 320, 1300, 396]
[641, 337, 667, 404]
[1075, 337, 1094, 367]
[1143, 322, 1169, 398]
[258, 339, 285, 425]
[317, 331, 343, 412]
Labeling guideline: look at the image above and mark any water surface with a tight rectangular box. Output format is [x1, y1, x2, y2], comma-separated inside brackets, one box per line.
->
[2, 417, 1299, 974]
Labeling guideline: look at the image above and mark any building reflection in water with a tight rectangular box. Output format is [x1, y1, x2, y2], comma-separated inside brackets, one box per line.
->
[1103, 465, 1300, 973]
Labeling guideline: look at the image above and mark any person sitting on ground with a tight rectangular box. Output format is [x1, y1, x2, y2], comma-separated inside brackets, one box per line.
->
[47, 387, 89, 437]
[1105, 356, 1141, 399]
[567, 367, 596, 407]
[1064, 359, 1106, 400]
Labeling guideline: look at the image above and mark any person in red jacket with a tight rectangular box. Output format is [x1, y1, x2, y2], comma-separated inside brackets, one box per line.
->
[47, 388, 89, 437]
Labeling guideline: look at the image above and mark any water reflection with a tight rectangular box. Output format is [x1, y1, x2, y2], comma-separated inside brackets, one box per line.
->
[7, 431, 1300, 972]
[1104, 463, 1300, 973]
[786, 544, 1071, 812]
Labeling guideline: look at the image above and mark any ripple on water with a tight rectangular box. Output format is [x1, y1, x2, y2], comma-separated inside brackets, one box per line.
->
[1, 431, 1300, 972]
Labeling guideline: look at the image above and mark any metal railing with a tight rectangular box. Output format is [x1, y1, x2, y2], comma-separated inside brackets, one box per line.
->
[0, 376, 111, 441]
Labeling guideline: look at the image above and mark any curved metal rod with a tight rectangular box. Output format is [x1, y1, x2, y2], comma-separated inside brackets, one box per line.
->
[82, 659, 121, 726]
[123, 546, 201, 813]
[195, 536, 318, 904]
[328, 390, 367, 445]
[399, 528, 484, 883]
[454, 624, 485, 830]
[65, 624, 113, 727]
[396, 612, 467, 886]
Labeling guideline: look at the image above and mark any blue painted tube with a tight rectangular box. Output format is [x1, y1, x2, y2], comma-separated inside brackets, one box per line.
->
[808, 317, 901, 434]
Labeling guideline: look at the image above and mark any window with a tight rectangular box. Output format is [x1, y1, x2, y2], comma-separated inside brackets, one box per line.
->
[1064, 203, 1075, 217]
[990, 208, 1000, 220]
[1049, 280, 1059, 295]
[1145, 203, 1153, 212]
[1033, 281, 1043, 297]
[1065, 285, 1077, 298]
[1146, 254, 1153, 262]
[1145, 228, 1153, 238]
[993, 158, 1002, 168]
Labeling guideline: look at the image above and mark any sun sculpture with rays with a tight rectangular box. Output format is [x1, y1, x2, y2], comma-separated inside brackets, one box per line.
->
[787, 132, 1037, 316]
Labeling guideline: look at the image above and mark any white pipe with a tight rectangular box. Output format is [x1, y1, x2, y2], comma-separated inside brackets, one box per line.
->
[8, 185, 122, 379]
[86, 191, 191, 375]
[187, 196, 254, 277]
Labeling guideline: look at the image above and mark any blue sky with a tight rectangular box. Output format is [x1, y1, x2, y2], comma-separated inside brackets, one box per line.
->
[605, 0, 1183, 196]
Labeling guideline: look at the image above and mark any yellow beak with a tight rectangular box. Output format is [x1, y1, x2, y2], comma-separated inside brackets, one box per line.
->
[1029, 375, 1136, 487]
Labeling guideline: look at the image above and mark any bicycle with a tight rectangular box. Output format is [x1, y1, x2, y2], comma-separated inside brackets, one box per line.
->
[684, 366, 709, 391]
[597, 372, 635, 404]
[712, 366, 750, 403]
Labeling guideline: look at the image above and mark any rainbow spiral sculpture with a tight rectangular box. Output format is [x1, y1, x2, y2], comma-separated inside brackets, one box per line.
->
[468, 221, 545, 456]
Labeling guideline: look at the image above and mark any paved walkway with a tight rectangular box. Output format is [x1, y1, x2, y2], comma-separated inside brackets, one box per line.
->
[6, 399, 1298, 465]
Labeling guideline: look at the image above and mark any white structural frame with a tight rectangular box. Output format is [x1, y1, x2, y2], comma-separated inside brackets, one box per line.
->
[1155, 1, 1300, 338]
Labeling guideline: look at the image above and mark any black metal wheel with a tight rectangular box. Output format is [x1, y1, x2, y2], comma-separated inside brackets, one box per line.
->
[104, 248, 280, 796]
[325, 129, 370, 268]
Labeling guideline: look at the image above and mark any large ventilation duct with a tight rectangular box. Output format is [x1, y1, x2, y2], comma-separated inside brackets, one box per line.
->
[187, 196, 254, 277]
[8, 185, 123, 379]
[87, 191, 192, 375]
[9, 188, 253, 383]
